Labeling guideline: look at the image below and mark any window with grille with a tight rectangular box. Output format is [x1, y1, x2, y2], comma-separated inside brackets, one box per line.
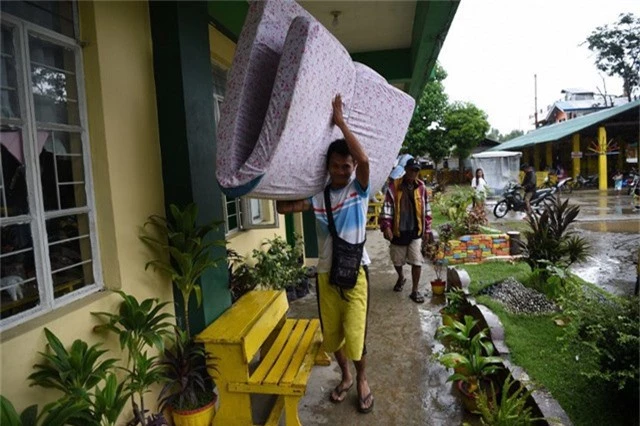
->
[0, 1, 101, 329]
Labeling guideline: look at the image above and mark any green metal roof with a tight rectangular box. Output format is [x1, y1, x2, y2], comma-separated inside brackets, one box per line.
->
[490, 99, 640, 151]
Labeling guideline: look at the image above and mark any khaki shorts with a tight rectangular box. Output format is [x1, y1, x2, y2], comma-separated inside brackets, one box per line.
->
[390, 238, 424, 266]
[317, 267, 369, 361]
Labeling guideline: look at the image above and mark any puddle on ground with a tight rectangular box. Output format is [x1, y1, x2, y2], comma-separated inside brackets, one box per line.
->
[571, 221, 638, 296]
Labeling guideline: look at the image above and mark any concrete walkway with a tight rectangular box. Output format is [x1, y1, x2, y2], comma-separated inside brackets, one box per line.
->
[288, 230, 476, 425]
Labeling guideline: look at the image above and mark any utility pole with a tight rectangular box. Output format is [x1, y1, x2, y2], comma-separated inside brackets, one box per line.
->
[534, 74, 538, 128]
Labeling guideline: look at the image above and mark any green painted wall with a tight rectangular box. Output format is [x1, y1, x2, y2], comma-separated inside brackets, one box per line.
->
[149, 1, 231, 335]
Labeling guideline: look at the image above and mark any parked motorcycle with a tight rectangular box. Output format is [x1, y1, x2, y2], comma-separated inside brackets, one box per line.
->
[493, 183, 557, 218]
[573, 174, 599, 189]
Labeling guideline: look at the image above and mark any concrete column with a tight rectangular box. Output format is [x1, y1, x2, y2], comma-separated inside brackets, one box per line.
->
[598, 126, 608, 190]
[546, 143, 553, 169]
[522, 148, 529, 165]
[149, 1, 231, 333]
[572, 134, 581, 178]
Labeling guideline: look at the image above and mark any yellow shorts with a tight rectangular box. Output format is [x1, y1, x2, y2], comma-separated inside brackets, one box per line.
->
[317, 266, 369, 361]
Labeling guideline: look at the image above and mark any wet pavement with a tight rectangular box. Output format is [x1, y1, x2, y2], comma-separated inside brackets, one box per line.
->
[289, 230, 475, 425]
[285, 189, 637, 425]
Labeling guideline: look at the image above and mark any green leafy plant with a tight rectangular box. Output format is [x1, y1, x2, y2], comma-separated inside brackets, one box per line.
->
[227, 249, 257, 303]
[438, 316, 503, 393]
[0, 394, 93, 426]
[562, 290, 639, 398]
[519, 197, 590, 279]
[424, 223, 454, 280]
[24, 328, 129, 426]
[141, 203, 225, 336]
[474, 374, 543, 425]
[526, 261, 581, 300]
[441, 287, 469, 316]
[248, 234, 306, 290]
[92, 291, 174, 426]
[436, 315, 494, 356]
[158, 329, 218, 413]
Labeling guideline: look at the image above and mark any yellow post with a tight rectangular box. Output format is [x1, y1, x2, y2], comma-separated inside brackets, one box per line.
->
[546, 143, 553, 169]
[598, 126, 608, 190]
[533, 145, 541, 171]
[572, 133, 581, 178]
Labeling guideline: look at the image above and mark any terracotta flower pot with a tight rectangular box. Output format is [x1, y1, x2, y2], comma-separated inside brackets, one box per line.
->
[431, 279, 446, 295]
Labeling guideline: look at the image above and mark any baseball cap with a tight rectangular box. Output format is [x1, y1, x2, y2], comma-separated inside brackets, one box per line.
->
[405, 158, 421, 170]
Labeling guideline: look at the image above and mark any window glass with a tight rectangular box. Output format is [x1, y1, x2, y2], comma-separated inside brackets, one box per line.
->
[1, 223, 40, 320]
[29, 35, 80, 125]
[39, 131, 86, 211]
[1, 128, 29, 217]
[1, 26, 20, 119]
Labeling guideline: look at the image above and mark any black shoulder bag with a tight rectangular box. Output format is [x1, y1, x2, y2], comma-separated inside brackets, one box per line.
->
[324, 186, 365, 290]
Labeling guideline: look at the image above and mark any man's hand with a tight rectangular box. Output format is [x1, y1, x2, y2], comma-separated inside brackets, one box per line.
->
[332, 94, 346, 128]
[383, 228, 393, 241]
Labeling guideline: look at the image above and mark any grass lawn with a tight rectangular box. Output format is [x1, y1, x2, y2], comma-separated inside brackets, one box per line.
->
[459, 262, 639, 426]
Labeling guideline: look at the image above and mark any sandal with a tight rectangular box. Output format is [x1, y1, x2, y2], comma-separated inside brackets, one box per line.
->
[357, 392, 374, 414]
[409, 291, 425, 304]
[329, 381, 353, 403]
[393, 278, 406, 292]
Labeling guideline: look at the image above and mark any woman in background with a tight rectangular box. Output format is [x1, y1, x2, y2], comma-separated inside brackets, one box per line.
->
[471, 168, 489, 208]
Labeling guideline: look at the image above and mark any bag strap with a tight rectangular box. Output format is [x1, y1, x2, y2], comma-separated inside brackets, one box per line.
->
[324, 185, 338, 238]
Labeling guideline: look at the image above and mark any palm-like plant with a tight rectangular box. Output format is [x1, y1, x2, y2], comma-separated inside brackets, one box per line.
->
[520, 197, 590, 272]
[25, 328, 128, 426]
[28, 328, 118, 404]
[436, 315, 493, 355]
[141, 203, 225, 337]
[475, 374, 543, 425]
[92, 291, 173, 425]
[439, 338, 503, 393]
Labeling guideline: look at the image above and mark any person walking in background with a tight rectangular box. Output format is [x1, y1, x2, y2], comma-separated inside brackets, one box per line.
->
[276, 94, 374, 414]
[613, 170, 623, 194]
[471, 168, 489, 208]
[380, 158, 432, 304]
[521, 164, 536, 215]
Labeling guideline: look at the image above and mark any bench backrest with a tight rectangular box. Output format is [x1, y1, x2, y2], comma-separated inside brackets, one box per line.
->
[196, 290, 288, 364]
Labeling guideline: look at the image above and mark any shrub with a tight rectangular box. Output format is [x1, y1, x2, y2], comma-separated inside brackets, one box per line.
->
[248, 235, 306, 290]
[432, 186, 486, 235]
[474, 374, 543, 425]
[562, 290, 639, 398]
[519, 197, 589, 278]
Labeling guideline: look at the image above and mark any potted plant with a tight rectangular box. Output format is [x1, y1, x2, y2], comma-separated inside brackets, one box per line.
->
[92, 291, 174, 425]
[247, 234, 307, 301]
[440, 287, 468, 326]
[474, 374, 544, 424]
[424, 223, 454, 295]
[158, 329, 218, 426]
[141, 203, 226, 338]
[439, 332, 503, 413]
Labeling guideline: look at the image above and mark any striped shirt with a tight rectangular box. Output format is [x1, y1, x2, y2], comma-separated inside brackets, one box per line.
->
[311, 177, 371, 273]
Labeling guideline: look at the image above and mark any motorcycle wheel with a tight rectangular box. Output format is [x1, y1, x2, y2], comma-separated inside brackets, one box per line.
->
[493, 200, 509, 218]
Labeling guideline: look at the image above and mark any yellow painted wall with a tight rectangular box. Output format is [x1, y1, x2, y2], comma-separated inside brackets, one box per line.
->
[208, 24, 290, 260]
[0, 0, 173, 413]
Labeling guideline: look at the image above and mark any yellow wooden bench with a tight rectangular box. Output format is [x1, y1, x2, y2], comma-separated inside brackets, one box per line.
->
[196, 290, 330, 426]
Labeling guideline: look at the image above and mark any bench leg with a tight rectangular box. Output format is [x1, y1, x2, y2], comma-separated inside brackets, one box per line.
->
[283, 395, 302, 426]
[212, 392, 252, 426]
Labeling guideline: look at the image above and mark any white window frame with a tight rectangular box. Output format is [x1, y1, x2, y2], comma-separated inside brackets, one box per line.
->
[0, 13, 102, 331]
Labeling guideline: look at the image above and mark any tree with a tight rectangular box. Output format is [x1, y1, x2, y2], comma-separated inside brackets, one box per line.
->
[443, 101, 490, 164]
[584, 13, 640, 101]
[501, 129, 524, 141]
[403, 64, 450, 168]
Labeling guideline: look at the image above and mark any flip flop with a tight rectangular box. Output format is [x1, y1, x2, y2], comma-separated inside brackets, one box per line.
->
[409, 291, 425, 304]
[357, 392, 374, 414]
[329, 381, 353, 403]
[393, 278, 406, 292]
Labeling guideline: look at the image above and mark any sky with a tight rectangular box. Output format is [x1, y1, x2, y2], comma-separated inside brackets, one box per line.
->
[437, 0, 638, 135]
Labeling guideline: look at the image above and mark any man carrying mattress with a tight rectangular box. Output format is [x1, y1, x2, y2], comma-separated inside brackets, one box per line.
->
[276, 95, 374, 414]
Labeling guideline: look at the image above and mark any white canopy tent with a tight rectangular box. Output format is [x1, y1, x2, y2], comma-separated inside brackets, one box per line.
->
[470, 151, 522, 196]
